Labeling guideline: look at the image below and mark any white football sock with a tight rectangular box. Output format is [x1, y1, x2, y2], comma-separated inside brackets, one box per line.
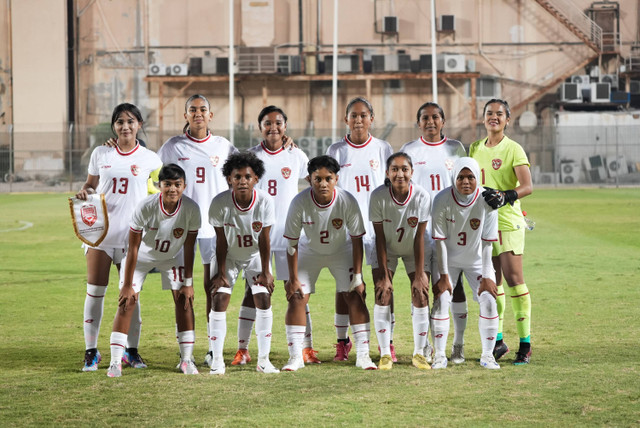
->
[255, 307, 273, 359]
[84, 284, 107, 350]
[127, 299, 142, 349]
[478, 291, 499, 356]
[109, 331, 127, 365]
[390, 311, 396, 343]
[178, 330, 195, 361]
[373, 305, 391, 356]
[237, 306, 256, 350]
[303, 304, 313, 348]
[334, 313, 349, 340]
[351, 323, 371, 357]
[451, 300, 468, 347]
[207, 321, 213, 353]
[412, 306, 430, 355]
[209, 310, 227, 360]
[285, 324, 305, 359]
[431, 291, 451, 358]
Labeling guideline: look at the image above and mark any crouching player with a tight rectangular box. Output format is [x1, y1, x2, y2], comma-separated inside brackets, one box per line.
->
[107, 164, 201, 377]
[369, 153, 432, 370]
[431, 157, 500, 369]
[282, 155, 376, 371]
[208, 152, 278, 375]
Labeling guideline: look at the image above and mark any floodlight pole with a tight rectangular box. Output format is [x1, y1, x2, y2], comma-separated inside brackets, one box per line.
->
[229, 0, 235, 145]
[331, 0, 338, 143]
[430, 0, 438, 102]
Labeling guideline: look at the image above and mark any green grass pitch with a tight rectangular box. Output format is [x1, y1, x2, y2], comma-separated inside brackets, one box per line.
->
[0, 188, 638, 426]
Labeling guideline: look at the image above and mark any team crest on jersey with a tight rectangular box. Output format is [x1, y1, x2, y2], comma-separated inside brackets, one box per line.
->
[407, 216, 419, 228]
[80, 205, 98, 226]
[173, 228, 184, 239]
[252, 221, 263, 233]
[470, 218, 481, 230]
[331, 218, 343, 230]
[369, 159, 379, 170]
[445, 159, 454, 170]
[281, 167, 292, 179]
[492, 159, 502, 170]
[210, 156, 220, 167]
[131, 165, 140, 176]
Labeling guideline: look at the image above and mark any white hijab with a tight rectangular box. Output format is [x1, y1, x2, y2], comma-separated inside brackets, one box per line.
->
[452, 157, 481, 205]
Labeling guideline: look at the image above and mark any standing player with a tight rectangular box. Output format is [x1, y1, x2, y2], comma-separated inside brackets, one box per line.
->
[282, 155, 376, 371]
[157, 94, 238, 366]
[470, 99, 533, 365]
[369, 153, 432, 370]
[208, 152, 278, 375]
[76, 103, 162, 372]
[231, 106, 320, 365]
[326, 97, 393, 362]
[400, 102, 467, 364]
[431, 157, 500, 369]
[106, 164, 201, 377]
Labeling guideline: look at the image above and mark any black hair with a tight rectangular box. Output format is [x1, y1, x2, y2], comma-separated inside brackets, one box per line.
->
[307, 155, 340, 176]
[258, 105, 288, 127]
[416, 102, 446, 139]
[482, 98, 511, 119]
[345, 96, 374, 118]
[111, 103, 145, 137]
[183, 94, 211, 134]
[222, 151, 266, 179]
[384, 152, 413, 187]
[158, 163, 186, 182]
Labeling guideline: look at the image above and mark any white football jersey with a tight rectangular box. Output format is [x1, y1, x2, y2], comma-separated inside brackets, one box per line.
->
[400, 136, 466, 200]
[284, 187, 365, 255]
[157, 132, 238, 238]
[369, 183, 431, 256]
[130, 193, 201, 263]
[247, 142, 309, 251]
[326, 134, 393, 237]
[87, 142, 163, 248]
[209, 188, 275, 261]
[431, 186, 498, 269]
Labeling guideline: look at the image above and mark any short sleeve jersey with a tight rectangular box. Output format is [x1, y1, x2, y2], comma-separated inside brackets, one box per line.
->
[87, 142, 163, 248]
[469, 136, 529, 231]
[130, 193, 201, 263]
[247, 142, 309, 251]
[431, 186, 498, 269]
[399, 136, 466, 201]
[369, 183, 431, 256]
[157, 132, 239, 238]
[326, 135, 393, 238]
[208, 189, 275, 261]
[284, 187, 365, 255]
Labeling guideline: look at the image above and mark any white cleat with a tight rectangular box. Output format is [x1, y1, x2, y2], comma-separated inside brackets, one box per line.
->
[204, 351, 213, 368]
[209, 358, 226, 375]
[355, 354, 378, 370]
[451, 344, 465, 364]
[431, 355, 448, 369]
[107, 362, 122, 378]
[480, 354, 501, 370]
[180, 359, 200, 375]
[282, 357, 305, 372]
[424, 343, 434, 364]
[256, 358, 280, 374]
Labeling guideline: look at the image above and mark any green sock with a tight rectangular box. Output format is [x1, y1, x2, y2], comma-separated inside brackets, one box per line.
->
[509, 283, 531, 340]
[496, 284, 506, 338]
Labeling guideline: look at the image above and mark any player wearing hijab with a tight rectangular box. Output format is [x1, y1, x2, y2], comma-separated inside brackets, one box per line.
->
[431, 157, 500, 369]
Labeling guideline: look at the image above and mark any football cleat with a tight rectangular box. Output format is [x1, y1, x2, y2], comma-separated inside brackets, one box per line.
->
[203, 351, 213, 368]
[122, 348, 147, 369]
[106, 362, 122, 378]
[513, 349, 531, 365]
[282, 357, 305, 372]
[82, 349, 101, 372]
[256, 358, 280, 374]
[480, 354, 501, 369]
[412, 353, 431, 370]
[179, 359, 200, 375]
[302, 347, 321, 364]
[451, 344, 465, 364]
[209, 358, 226, 375]
[333, 339, 352, 361]
[431, 355, 448, 369]
[424, 343, 434, 364]
[355, 355, 378, 370]
[378, 354, 393, 370]
[493, 340, 510, 361]
[231, 349, 251, 366]
[390, 343, 398, 363]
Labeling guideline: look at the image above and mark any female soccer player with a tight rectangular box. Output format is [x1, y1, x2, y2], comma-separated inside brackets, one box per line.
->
[400, 102, 467, 364]
[156, 94, 238, 366]
[107, 164, 201, 377]
[469, 99, 533, 365]
[431, 157, 500, 369]
[76, 103, 162, 372]
[369, 153, 431, 370]
[232, 106, 320, 366]
[282, 155, 376, 371]
[326, 97, 394, 362]
[208, 152, 278, 375]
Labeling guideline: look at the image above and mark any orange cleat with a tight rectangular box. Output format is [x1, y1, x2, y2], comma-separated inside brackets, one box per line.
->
[303, 347, 321, 364]
[231, 349, 251, 366]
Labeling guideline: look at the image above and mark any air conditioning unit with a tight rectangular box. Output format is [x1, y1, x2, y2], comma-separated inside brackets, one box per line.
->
[477, 78, 500, 99]
[169, 63, 188, 76]
[610, 91, 630, 103]
[606, 156, 628, 177]
[298, 137, 318, 157]
[559, 82, 582, 102]
[148, 63, 167, 76]
[398, 54, 411, 72]
[439, 15, 455, 31]
[371, 55, 385, 73]
[537, 172, 559, 185]
[419, 54, 432, 72]
[582, 155, 606, 182]
[467, 59, 476, 72]
[590, 82, 611, 103]
[599, 74, 618, 90]
[383, 16, 398, 33]
[630, 80, 640, 94]
[324, 55, 358, 73]
[440, 54, 465, 73]
[571, 74, 591, 90]
[202, 56, 217, 74]
[319, 137, 334, 155]
[560, 162, 580, 184]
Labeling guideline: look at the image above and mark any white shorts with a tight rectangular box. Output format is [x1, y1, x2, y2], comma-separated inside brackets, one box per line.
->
[369, 236, 432, 275]
[447, 265, 485, 303]
[119, 252, 187, 293]
[198, 237, 215, 265]
[296, 244, 354, 295]
[83, 243, 126, 265]
[363, 238, 376, 266]
[272, 250, 288, 281]
[210, 253, 271, 296]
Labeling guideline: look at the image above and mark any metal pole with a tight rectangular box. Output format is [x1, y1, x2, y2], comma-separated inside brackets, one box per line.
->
[229, 0, 235, 145]
[430, 0, 438, 102]
[331, 0, 338, 143]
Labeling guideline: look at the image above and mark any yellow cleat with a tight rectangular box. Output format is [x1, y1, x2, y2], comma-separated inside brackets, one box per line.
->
[378, 354, 393, 370]
[412, 353, 431, 370]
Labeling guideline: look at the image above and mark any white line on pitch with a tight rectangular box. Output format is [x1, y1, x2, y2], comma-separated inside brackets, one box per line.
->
[0, 221, 34, 233]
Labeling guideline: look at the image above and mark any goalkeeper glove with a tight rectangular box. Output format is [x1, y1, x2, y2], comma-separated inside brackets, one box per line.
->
[482, 187, 518, 209]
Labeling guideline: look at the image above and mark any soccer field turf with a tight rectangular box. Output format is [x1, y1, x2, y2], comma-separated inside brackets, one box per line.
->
[0, 188, 638, 427]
